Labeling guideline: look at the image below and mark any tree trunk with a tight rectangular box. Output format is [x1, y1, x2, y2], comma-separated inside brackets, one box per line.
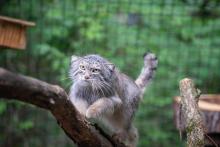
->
[179, 78, 205, 147]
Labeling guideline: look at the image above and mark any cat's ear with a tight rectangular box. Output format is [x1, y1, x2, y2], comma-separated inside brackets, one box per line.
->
[107, 63, 115, 72]
[71, 55, 79, 63]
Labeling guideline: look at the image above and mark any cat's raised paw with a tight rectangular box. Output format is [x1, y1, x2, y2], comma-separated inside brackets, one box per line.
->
[143, 53, 158, 70]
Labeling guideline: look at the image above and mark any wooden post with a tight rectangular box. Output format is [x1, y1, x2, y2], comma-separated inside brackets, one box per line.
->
[179, 78, 205, 147]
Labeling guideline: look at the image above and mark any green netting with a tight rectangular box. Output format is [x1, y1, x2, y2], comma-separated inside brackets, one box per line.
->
[0, 0, 220, 146]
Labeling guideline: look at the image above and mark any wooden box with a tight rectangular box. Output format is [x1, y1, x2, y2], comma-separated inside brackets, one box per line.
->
[0, 16, 35, 50]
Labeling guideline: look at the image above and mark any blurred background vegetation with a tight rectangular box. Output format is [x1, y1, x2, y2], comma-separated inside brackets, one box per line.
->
[0, 0, 220, 146]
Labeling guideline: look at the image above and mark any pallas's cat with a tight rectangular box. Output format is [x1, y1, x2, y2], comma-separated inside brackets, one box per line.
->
[69, 53, 158, 147]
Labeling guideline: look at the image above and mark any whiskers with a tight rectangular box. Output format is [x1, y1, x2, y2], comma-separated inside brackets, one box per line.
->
[59, 76, 73, 89]
[60, 76, 72, 81]
[89, 79, 113, 97]
[60, 70, 79, 89]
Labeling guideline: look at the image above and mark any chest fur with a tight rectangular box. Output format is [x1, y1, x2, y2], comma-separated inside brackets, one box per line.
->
[72, 83, 115, 105]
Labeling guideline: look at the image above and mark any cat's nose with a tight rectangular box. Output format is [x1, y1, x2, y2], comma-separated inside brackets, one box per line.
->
[84, 75, 90, 79]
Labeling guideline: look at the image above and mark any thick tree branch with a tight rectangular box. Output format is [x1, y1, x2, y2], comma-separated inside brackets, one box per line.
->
[0, 67, 126, 147]
[179, 78, 205, 147]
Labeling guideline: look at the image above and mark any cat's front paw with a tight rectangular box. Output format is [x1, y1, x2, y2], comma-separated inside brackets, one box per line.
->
[86, 106, 101, 119]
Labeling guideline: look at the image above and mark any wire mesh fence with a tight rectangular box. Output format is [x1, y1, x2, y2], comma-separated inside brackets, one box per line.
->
[0, 0, 220, 146]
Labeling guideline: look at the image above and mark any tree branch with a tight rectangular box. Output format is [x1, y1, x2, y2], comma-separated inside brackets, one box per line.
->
[179, 78, 205, 147]
[0, 67, 126, 147]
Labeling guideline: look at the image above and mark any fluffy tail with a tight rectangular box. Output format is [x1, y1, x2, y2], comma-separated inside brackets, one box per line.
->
[135, 52, 158, 97]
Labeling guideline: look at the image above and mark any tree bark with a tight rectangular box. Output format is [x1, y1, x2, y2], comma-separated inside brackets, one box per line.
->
[179, 78, 205, 147]
[0, 67, 127, 147]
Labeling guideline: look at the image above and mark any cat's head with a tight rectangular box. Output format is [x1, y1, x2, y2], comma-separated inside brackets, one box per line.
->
[69, 54, 115, 89]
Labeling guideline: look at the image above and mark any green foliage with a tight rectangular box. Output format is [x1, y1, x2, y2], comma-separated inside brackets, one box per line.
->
[0, 102, 6, 114]
[18, 120, 34, 130]
[0, 0, 220, 146]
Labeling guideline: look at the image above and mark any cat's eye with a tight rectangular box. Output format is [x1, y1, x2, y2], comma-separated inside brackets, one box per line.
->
[80, 65, 85, 70]
[91, 68, 99, 73]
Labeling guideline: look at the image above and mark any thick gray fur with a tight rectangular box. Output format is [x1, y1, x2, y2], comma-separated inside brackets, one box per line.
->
[69, 53, 158, 147]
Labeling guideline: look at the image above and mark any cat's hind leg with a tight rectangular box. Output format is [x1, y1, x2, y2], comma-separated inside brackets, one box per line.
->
[127, 125, 138, 147]
[112, 126, 138, 147]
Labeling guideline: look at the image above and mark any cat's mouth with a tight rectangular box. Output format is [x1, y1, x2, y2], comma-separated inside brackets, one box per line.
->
[79, 78, 97, 86]
[80, 76, 94, 82]
[80, 79, 98, 87]
[81, 78, 91, 82]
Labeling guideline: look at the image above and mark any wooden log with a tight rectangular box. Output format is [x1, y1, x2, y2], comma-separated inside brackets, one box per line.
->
[174, 95, 220, 133]
[179, 78, 205, 147]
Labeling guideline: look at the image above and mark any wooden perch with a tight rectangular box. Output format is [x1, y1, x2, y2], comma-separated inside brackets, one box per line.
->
[179, 78, 205, 147]
[0, 67, 127, 147]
